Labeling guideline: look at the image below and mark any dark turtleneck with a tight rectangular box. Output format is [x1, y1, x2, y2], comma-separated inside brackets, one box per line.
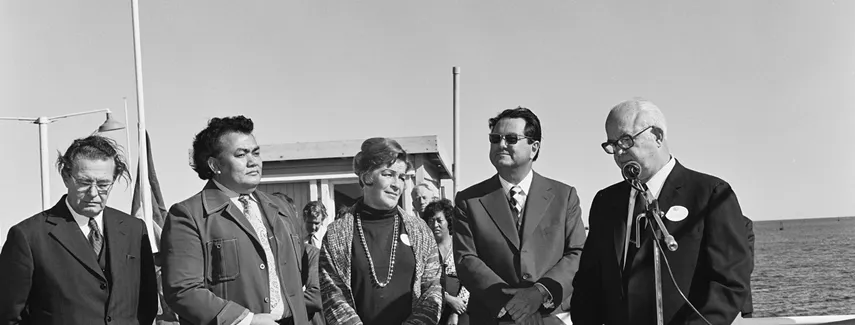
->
[351, 199, 416, 325]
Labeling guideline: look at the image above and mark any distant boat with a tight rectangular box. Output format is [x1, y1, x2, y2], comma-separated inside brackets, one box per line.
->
[779, 221, 784, 230]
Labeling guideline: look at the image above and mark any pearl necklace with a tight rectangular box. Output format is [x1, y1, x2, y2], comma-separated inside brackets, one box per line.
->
[356, 212, 399, 288]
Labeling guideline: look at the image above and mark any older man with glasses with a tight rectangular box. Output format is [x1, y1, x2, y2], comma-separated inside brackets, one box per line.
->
[570, 98, 752, 325]
[0, 135, 158, 325]
[454, 106, 586, 325]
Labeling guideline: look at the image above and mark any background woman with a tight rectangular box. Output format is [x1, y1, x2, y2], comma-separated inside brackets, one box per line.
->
[319, 137, 442, 325]
[422, 199, 469, 325]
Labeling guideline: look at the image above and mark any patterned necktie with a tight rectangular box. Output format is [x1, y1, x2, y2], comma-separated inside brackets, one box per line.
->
[238, 194, 282, 310]
[88, 217, 102, 256]
[509, 186, 524, 229]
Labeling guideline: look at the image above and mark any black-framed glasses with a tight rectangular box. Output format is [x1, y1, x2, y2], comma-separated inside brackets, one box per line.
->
[489, 133, 532, 145]
[601, 125, 653, 154]
[73, 178, 114, 195]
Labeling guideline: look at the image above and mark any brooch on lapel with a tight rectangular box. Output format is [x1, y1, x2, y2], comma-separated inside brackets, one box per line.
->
[665, 205, 689, 222]
[400, 234, 411, 246]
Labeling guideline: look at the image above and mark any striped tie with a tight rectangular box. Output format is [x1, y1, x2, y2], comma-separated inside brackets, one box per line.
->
[509, 186, 524, 229]
[238, 194, 282, 310]
[88, 217, 102, 256]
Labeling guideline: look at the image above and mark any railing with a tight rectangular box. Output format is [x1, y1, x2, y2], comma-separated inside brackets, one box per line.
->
[736, 315, 855, 325]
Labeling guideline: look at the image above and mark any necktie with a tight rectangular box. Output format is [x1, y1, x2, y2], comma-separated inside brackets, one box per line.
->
[88, 217, 103, 256]
[509, 186, 524, 229]
[624, 191, 647, 273]
[238, 194, 282, 311]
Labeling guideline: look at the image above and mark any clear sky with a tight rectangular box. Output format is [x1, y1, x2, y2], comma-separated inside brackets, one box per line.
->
[2, 1, 853, 243]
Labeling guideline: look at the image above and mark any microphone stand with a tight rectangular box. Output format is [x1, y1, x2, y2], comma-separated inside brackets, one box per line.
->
[629, 180, 678, 325]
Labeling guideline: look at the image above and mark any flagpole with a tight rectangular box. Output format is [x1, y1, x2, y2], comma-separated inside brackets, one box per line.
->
[452, 67, 460, 199]
[131, 0, 156, 252]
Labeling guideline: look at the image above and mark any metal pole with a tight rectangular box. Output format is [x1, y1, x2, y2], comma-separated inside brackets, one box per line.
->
[37, 117, 51, 210]
[452, 67, 460, 199]
[654, 230, 664, 325]
[130, 0, 157, 252]
[123, 97, 133, 182]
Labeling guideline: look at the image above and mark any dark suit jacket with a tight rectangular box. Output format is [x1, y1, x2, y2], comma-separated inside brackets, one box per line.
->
[0, 196, 158, 325]
[161, 181, 309, 325]
[570, 161, 752, 325]
[453, 172, 587, 325]
[743, 216, 754, 317]
[302, 244, 324, 324]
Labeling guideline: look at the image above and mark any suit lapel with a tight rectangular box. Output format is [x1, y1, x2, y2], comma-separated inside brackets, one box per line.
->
[521, 173, 554, 243]
[258, 191, 291, 266]
[46, 198, 106, 281]
[612, 183, 631, 269]
[202, 181, 264, 250]
[479, 176, 520, 250]
[104, 210, 128, 284]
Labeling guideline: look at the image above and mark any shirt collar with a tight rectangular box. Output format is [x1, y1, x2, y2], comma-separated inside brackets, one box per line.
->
[498, 169, 534, 197]
[640, 156, 676, 198]
[64, 196, 103, 230]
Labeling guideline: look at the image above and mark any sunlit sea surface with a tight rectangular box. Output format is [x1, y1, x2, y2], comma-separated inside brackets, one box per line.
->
[752, 216, 855, 317]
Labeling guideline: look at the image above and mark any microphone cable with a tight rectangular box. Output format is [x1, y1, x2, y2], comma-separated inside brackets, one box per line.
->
[653, 236, 714, 325]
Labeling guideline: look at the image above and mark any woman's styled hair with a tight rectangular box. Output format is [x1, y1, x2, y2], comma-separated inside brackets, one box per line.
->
[190, 116, 254, 180]
[352, 137, 412, 187]
[422, 199, 455, 236]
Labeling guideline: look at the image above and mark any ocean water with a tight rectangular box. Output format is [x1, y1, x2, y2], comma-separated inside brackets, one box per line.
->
[752, 216, 855, 317]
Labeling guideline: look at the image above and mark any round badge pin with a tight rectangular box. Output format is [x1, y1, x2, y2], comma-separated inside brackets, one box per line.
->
[400, 233, 411, 246]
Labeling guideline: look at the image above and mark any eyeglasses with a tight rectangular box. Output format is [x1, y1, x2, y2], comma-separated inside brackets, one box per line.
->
[73, 178, 114, 195]
[601, 125, 653, 154]
[489, 133, 533, 145]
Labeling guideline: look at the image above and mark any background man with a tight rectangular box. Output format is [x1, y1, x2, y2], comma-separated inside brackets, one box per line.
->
[454, 107, 586, 325]
[0, 135, 158, 325]
[412, 181, 440, 218]
[570, 98, 751, 325]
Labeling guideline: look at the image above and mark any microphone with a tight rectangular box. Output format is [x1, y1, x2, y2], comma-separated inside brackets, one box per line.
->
[622, 161, 641, 181]
[622, 161, 678, 252]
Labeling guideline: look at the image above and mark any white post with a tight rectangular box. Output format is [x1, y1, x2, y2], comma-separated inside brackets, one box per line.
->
[309, 180, 319, 201]
[37, 117, 51, 210]
[130, 0, 156, 252]
[452, 67, 460, 199]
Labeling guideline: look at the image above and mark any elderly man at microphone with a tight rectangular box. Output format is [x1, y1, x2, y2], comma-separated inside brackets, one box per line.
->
[570, 98, 752, 325]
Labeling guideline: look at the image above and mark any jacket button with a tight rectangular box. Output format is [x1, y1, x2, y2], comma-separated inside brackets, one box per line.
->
[522, 273, 532, 280]
[260, 264, 266, 270]
[106, 316, 112, 322]
[264, 297, 269, 303]
[100, 283, 107, 290]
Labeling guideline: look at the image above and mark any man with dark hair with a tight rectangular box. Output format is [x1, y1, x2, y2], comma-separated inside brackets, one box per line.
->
[162, 116, 309, 325]
[454, 107, 587, 325]
[0, 135, 158, 325]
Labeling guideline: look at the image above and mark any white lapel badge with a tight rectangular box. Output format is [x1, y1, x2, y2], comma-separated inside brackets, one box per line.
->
[665, 205, 689, 222]
[400, 233, 411, 246]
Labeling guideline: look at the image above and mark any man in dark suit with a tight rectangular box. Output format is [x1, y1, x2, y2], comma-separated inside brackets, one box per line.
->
[454, 107, 587, 325]
[161, 116, 308, 325]
[0, 135, 158, 325]
[570, 98, 751, 325]
[743, 215, 755, 318]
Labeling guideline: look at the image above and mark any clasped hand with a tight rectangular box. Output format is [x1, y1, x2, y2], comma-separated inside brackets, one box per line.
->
[502, 287, 544, 325]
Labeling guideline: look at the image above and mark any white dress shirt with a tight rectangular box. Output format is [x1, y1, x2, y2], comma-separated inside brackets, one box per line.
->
[65, 197, 103, 239]
[622, 157, 676, 268]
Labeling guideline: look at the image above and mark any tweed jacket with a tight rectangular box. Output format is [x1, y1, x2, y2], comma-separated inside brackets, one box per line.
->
[319, 205, 442, 325]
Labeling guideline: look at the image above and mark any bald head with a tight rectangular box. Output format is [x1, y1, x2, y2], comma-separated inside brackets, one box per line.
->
[604, 98, 671, 181]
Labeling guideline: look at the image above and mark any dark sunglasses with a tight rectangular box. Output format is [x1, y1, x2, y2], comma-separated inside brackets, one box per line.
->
[488, 133, 533, 145]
